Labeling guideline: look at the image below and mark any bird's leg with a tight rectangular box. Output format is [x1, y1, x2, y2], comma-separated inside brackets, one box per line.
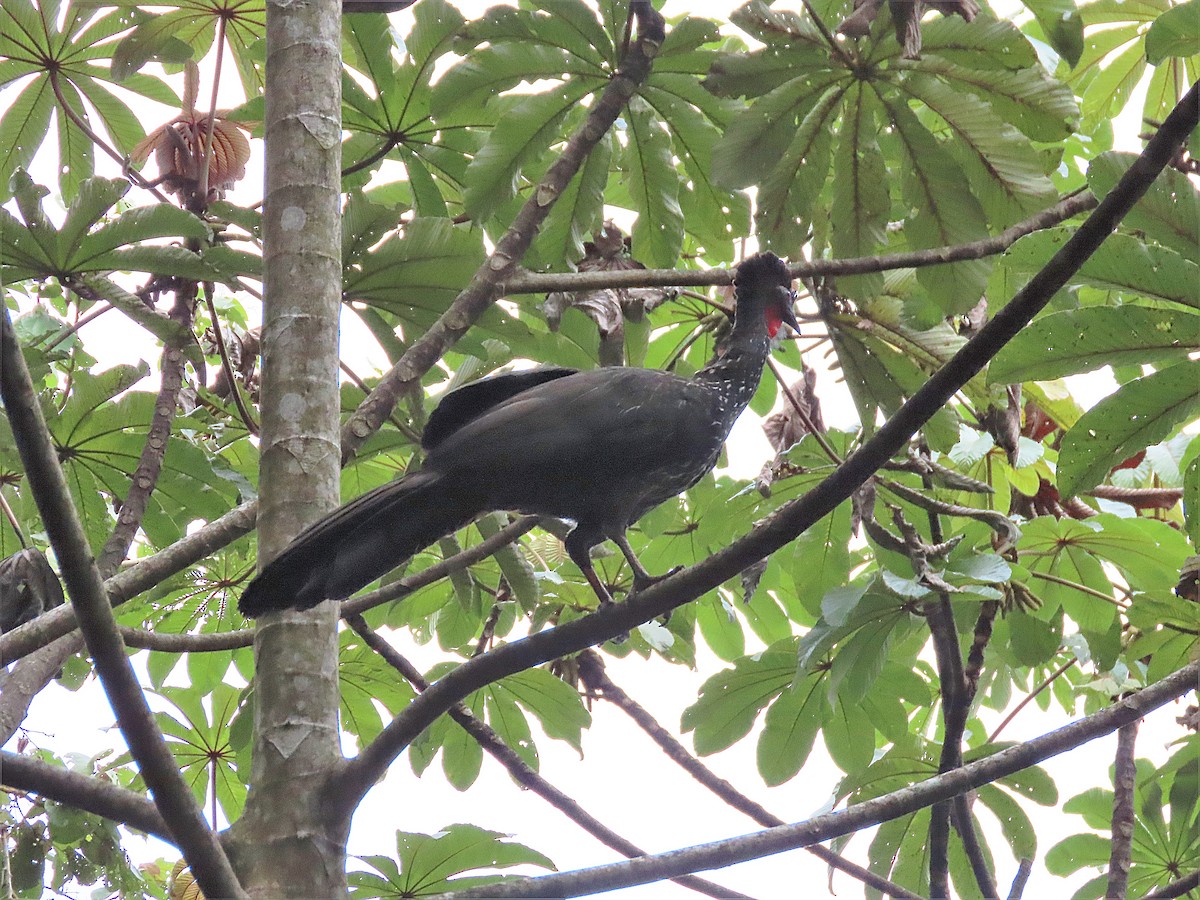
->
[565, 527, 617, 607]
[613, 533, 682, 594]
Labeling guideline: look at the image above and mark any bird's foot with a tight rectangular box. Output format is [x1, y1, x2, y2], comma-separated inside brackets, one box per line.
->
[630, 565, 683, 595]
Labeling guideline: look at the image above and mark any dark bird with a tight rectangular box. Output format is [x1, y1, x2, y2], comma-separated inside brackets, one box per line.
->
[239, 252, 797, 617]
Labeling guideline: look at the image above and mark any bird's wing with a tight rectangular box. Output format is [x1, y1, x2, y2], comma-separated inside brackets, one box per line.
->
[421, 366, 579, 451]
[425, 368, 717, 482]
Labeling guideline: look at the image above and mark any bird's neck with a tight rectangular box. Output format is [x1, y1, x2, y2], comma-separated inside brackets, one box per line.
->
[693, 321, 770, 414]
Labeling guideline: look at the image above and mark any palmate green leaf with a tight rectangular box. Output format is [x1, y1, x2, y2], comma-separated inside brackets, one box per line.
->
[348, 824, 554, 898]
[917, 13, 1040, 70]
[1088, 153, 1200, 261]
[877, 95, 990, 315]
[999, 228, 1200, 312]
[1079, 30, 1147, 131]
[529, 0, 613, 63]
[904, 57, 1079, 142]
[1145, 0, 1200, 64]
[72, 202, 211, 266]
[990, 306, 1200, 384]
[639, 77, 750, 259]
[1021, 0, 1084, 67]
[757, 673, 826, 786]
[10, 170, 59, 267]
[342, 12, 398, 97]
[754, 83, 843, 253]
[527, 132, 610, 269]
[462, 83, 592, 222]
[828, 319, 961, 450]
[339, 633, 417, 747]
[109, 9, 195, 80]
[64, 398, 236, 546]
[703, 42, 833, 99]
[0, 1, 174, 180]
[831, 83, 887, 301]
[728, 0, 825, 50]
[56, 176, 128, 255]
[484, 691, 537, 772]
[101, 0, 266, 94]
[901, 72, 1057, 226]
[1059, 361, 1200, 497]
[151, 683, 246, 821]
[0, 206, 56, 279]
[0, 77, 54, 201]
[710, 70, 844, 191]
[345, 217, 485, 315]
[789, 500, 852, 620]
[681, 640, 796, 756]
[488, 667, 590, 751]
[433, 44, 595, 117]
[438, 693, 484, 790]
[622, 96, 684, 267]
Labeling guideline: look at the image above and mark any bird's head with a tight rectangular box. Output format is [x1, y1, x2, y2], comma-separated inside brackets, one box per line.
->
[733, 252, 799, 339]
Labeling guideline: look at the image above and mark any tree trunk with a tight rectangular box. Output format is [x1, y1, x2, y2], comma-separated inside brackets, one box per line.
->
[227, 0, 347, 893]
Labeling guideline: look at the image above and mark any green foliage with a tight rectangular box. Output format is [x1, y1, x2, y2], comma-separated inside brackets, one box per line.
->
[348, 824, 555, 897]
[1048, 742, 1200, 898]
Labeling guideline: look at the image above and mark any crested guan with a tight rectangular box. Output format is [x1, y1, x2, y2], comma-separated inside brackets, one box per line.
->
[238, 252, 797, 616]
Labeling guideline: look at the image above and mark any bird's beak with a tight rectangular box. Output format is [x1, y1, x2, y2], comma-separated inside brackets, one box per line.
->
[779, 288, 801, 335]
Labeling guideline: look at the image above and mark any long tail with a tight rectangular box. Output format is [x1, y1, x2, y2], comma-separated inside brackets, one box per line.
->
[238, 470, 478, 616]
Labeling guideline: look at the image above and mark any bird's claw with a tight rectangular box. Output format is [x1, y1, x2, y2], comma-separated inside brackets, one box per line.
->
[630, 565, 683, 595]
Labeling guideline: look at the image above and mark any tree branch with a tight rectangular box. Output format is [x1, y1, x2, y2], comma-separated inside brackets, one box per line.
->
[0, 636, 83, 745]
[338, 4, 667, 464]
[96, 295, 191, 579]
[1, 510, 537, 661]
[328, 77, 1200, 827]
[576, 652, 923, 900]
[502, 192, 1098, 295]
[1106, 720, 1139, 899]
[0, 750, 171, 843]
[0, 499, 259, 664]
[423, 660, 1200, 898]
[344, 617, 750, 900]
[1143, 869, 1200, 899]
[0, 307, 245, 899]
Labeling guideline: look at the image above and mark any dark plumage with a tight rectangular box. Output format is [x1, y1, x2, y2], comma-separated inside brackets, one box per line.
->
[239, 252, 797, 616]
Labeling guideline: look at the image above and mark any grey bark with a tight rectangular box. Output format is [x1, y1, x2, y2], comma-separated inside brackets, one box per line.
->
[225, 0, 348, 894]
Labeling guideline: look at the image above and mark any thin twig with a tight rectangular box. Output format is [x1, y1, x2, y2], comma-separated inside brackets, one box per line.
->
[1025, 569, 1127, 608]
[1006, 858, 1033, 900]
[502, 193, 1099, 295]
[0, 489, 27, 547]
[39, 302, 115, 353]
[204, 294, 259, 434]
[766, 357, 842, 464]
[989, 658, 1078, 742]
